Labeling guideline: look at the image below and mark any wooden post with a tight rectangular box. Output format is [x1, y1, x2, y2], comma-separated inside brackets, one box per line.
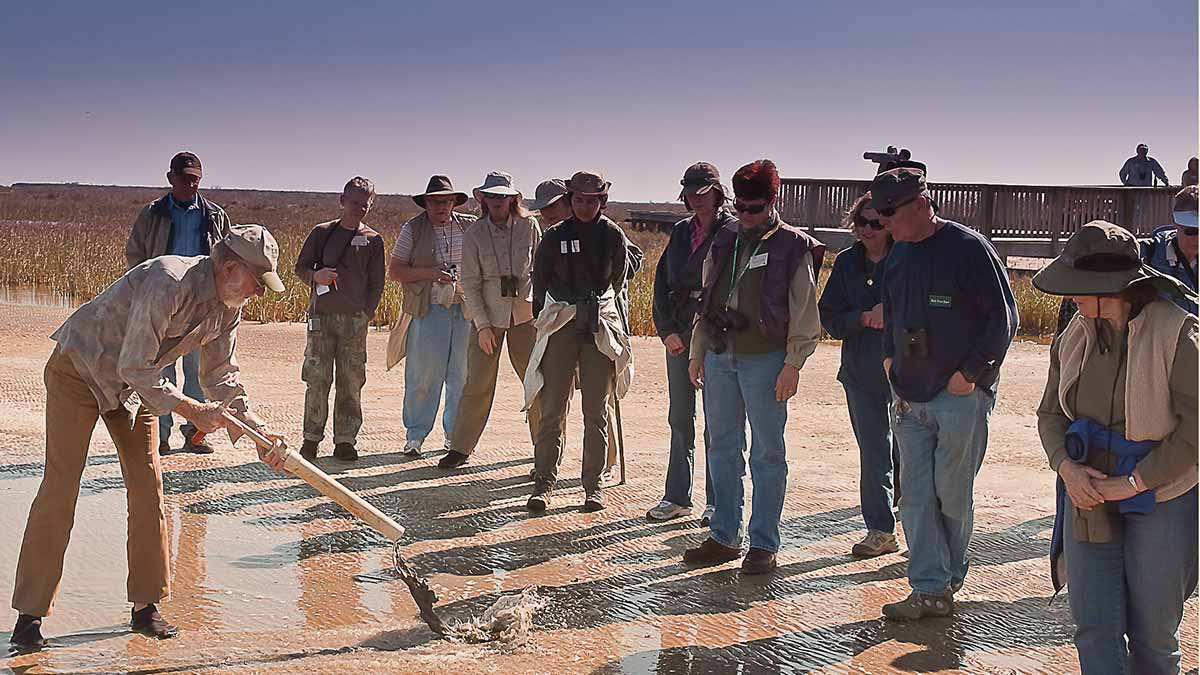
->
[977, 185, 994, 237]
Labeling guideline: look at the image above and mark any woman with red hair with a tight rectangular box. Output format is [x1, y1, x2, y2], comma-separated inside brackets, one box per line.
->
[683, 159, 824, 575]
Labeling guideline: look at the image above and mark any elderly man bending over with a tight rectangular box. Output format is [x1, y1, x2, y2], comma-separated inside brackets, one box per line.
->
[8, 224, 289, 651]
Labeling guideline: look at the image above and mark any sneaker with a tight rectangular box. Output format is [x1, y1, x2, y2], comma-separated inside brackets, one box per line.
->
[699, 505, 716, 527]
[852, 530, 900, 558]
[598, 467, 619, 488]
[299, 439, 319, 462]
[332, 443, 358, 461]
[10, 614, 48, 651]
[740, 547, 777, 575]
[437, 440, 452, 456]
[582, 492, 605, 512]
[182, 436, 215, 455]
[646, 500, 692, 522]
[882, 591, 954, 621]
[130, 604, 178, 639]
[438, 450, 470, 469]
[401, 440, 423, 458]
[527, 490, 551, 512]
[683, 537, 742, 565]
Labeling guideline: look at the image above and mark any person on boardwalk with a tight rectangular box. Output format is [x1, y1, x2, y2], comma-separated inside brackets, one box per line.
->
[524, 171, 633, 512]
[1120, 143, 1170, 187]
[1034, 221, 1197, 675]
[438, 172, 542, 469]
[683, 159, 824, 576]
[873, 167, 1018, 620]
[387, 175, 477, 458]
[9, 224, 288, 650]
[645, 162, 734, 524]
[818, 192, 901, 558]
[1181, 157, 1197, 187]
[294, 177, 386, 462]
[125, 151, 231, 454]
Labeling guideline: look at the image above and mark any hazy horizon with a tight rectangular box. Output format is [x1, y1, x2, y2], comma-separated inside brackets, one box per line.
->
[2, 1, 1196, 201]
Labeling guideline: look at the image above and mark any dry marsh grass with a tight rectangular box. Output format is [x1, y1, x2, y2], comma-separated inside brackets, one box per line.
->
[0, 184, 1059, 337]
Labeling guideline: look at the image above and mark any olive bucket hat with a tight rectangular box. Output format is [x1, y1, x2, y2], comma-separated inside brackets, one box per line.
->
[1033, 220, 1197, 302]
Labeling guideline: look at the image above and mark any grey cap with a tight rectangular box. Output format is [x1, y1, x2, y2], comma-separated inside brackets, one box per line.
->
[222, 223, 285, 292]
[474, 170, 521, 197]
[867, 167, 929, 211]
[531, 179, 568, 211]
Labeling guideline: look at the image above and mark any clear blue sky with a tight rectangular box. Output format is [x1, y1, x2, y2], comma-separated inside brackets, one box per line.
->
[1, 0, 1196, 201]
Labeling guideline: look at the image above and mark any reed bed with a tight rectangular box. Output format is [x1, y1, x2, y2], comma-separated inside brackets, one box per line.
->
[0, 185, 1061, 337]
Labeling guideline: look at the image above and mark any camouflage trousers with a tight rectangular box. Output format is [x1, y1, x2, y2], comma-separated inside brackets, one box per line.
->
[302, 312, 370, 445]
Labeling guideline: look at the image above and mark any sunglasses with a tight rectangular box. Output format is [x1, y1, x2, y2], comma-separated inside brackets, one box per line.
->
[860, 219, 885, 231]
[876, 195, 920, 218]
[733, 201, 768, 215]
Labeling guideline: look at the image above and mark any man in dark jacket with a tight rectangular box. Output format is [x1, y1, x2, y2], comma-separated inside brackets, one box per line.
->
[124, 152, 231, 455]
[646, 162, 734, 524]
[874, 167, 1018, 620]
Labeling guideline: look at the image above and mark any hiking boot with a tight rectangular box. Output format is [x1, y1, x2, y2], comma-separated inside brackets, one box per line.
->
[699, 505, 716, 527]
[299, 439, 319, 462]
[438, 450, 470, 469]
[646, 500, 691, 522]
[852, 530, 900, 558]
[882, 591, 954, 621]
[741, 548, 777, 575]
[333, 443, 358, 461]
[598, 466, 619, 488]
[158, 439, 172, 455]
[582, 492, 605, 513]
[401, 440, 423, 458]
[182, 436, 215, 455]
[130, 604, 178, 639]
[10, 614, 48, 651]
[683, 537, 742, 565]
[527, 490, 552, 513]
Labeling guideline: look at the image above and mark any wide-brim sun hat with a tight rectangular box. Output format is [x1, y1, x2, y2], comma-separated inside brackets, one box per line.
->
[413, 174, 469, 208]
[530, 179, 568, 211]
[474, 170, 521, 198]
[1033, 220, 1197, 302]
[565, 170, 610, 196]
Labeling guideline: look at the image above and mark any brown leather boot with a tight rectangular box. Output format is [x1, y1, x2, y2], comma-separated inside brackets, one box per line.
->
[683, 538, 742, 565]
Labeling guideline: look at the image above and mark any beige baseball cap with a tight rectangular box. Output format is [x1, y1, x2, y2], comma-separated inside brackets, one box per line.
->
[222, 223, 285, 292]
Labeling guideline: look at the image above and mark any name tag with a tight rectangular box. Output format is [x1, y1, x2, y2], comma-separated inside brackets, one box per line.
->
[352, 235, 369, 247]
[748, 252, 769, 269]
[571, 239, 581, 253]
[561, 239, 582, 254]
[316, 284, 331, 296]
[561, 241, 569, 254]
[928, 294, 952, 308]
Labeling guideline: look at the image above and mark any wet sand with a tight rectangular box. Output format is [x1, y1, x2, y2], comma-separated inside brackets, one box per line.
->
[0, 303, 1195, 674]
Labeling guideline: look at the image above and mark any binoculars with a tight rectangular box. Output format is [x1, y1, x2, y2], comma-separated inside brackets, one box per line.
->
[704, 307, 749, 354]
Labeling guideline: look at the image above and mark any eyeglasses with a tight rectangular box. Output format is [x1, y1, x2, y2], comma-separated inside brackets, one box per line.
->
[876, 195, 920, 218]
[733, 201, 768, 215]
[860, 219, 885, 231]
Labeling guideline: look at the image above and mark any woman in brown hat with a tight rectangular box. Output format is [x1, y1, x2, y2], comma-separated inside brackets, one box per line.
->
[524, 171, 632, 513]
[1034, 220, 1197, 674]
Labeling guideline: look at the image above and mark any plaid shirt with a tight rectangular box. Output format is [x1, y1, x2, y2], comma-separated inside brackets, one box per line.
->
[50, 256, 264, 427]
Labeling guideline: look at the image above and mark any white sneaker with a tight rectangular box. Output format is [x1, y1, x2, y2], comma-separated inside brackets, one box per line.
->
[599, 467, 619, 488]
[852, 530, 900, 558]
[401, 440, 423, 457]
[646, 500, 691, 521]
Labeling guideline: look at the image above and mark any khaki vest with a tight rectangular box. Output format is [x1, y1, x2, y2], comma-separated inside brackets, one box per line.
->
[399, 211, 476, 318]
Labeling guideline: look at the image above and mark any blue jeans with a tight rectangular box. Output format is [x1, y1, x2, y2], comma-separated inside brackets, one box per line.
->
[892, 387, 993, 595]
[402, 304, 470, 443]
[703, 350, 787, 552]
[844, 383, 896, 533]
[663, 336, 713, 508]
[159, 349, 203, 443]
[1064, 486, 1198, 675]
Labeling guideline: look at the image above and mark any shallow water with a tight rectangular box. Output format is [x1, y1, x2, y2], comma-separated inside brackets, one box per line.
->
[0, 286, 77, 309]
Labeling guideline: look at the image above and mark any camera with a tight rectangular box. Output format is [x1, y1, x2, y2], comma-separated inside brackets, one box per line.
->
[704, 307, 749, 354]
[500, 275, 519, 298]
[445, 264, 459, 281]
[902, 328, 929, 358]
[574, 294, 600, 334]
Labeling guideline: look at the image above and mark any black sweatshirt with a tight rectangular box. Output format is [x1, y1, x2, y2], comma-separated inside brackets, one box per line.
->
[532, 214, 629, 317]
[882, 220, 1018, 402]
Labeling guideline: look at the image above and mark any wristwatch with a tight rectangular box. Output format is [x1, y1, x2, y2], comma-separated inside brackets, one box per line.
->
[1127, 474, 1140, 492]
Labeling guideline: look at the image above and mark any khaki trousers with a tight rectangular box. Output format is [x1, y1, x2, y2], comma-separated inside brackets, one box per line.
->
[12, 347, 169, 617]
[532, 328, 614, 494]
[451, 321, 541, 455]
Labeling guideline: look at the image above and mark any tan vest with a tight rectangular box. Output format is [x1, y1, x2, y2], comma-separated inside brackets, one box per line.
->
[399, 211, 476, 318]
[1058, 299, 1195, 501]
